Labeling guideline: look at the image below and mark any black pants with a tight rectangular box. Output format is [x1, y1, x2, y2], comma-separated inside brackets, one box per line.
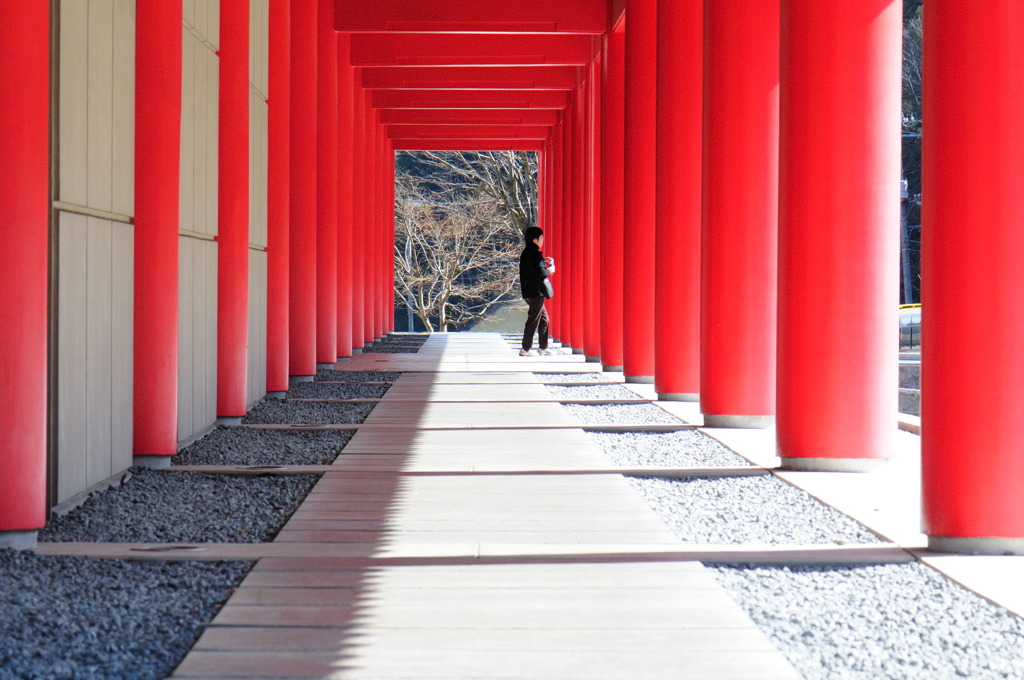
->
[522, 297, 549, 351]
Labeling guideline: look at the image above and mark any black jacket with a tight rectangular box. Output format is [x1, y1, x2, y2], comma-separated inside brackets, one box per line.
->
[519, 243, 553, 299]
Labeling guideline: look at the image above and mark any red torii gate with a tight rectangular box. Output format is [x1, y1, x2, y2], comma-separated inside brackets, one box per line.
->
[2, 0, 1023, 555]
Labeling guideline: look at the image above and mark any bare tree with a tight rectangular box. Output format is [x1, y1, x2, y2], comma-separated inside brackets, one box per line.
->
[394, 151, 537, 331]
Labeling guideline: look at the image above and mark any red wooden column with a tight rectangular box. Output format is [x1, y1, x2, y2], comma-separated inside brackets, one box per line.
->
[622, 0, 658, 383]
[336, 33, 354, 359]
[315, 0, 337, 366]
[289, 0, 317, 377]
[217, 0, 250, 419]
[366, 104, 380, 341]
[571, 92, 587, 354]
[584, 59, 603, 363]
[600, 19, 626, 372]
[654, 0, 701, 401]
[133, 0, 182, 465]
[777, 1, 900, 470]
[701, 0, 779, 427]
[387, 140, 396, 333]
[0, 0, 49, 543]
[375, 116, 386, 339]
[266, 0, 291, 393]
[922, 2, 1024, 554]
[562, 102, 579, 351]
[547, 130, 564, 341]
[350, 85, 366, 350]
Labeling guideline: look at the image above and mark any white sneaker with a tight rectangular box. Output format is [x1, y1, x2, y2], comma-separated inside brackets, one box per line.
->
[538, 349, 552, 356]
[519, 349, 535, 356]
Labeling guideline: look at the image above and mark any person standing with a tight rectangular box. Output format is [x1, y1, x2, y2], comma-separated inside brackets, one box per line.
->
[519, 226, 556, 356]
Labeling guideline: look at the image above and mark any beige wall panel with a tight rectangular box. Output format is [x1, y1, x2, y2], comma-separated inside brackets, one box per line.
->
[192, 38, 209, 234]
[56, 214, 89, 503]
[59, 1, 89, 206]
[208, 0, 221, 52]
[85, 218, 114, 487]
[110, 224, 134, 471]
[183, 0, 196, 28]
[86, 0, 115, 212]
[180, 30, 195, 231]
[111, 0, 136, 217]
[247, 250, 268, 406]
[249, 92, 268, 247]
[177, 238, 195, 440]
[205, 242, 219, 420]
[251, 0, 269, 97]
[206, 48, 220, 235]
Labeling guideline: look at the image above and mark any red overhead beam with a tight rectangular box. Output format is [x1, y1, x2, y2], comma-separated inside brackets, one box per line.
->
[392, 138, 543, 151]
[350, 33, 596, 66]
[388, 124, 550, 139]
[373, 89, 568, 109]
[361, 65, 580, 90]
[335, 0, 608, 34]
[380, 109, 560, 125]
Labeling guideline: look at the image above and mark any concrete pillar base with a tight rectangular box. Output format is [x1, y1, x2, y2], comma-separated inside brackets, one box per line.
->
[702, 414, 774, 429]
[316, 362, 335, 370]
[779, 456, 886, 473]
[352, 348, 363, 354]
[0, 531, 37, 551]
[603, 365, 624, 372]
[291, 375, 315, 383]
[266, 391, 288, 400]
[625, 376, 655, 384]
[929, 535, 1024, 556]
[133, 455, 171, 469]
[572, 348, 585, 355]
[658, 392, 699, 402]
[216, 416, 243, 427]
[336, 356, 351, 362]
[585, 356, 601, 363]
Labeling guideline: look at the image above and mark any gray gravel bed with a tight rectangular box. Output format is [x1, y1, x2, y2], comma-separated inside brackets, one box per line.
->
[586, 430, 752, 468]
[536, 372, 613, 384]
[625, 474, 882, 545]
[314, 369, 401, 382]
[545, 383, 643, 400]
[711, 563, 1024, 679]
[173, 427, 353, 466]
[39, 470, 318, 543]
[564, 403, 684, 425]
[360, 346, 420, 353]
[0, 549, 250, 680]
[242, 399, 375, 425]
[288, 381, 390, 400]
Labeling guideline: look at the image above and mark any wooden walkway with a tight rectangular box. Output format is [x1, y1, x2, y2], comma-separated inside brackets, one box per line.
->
[172, 334, 800, 679]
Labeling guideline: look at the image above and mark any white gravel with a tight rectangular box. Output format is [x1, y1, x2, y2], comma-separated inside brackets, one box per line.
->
[586, 430, 751, 468]
[712, 563, 1024, 679]
[564, 403, 684, 425]
[314, 369, 401, 382]
[535, 372, 610, 384]
[545, 384, 642, 400]
[242, 399, 375, 425]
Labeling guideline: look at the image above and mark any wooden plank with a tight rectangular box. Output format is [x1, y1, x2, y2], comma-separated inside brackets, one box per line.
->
[86, 0, 115, 212]
[111, 0, 136, 217]
[58, 0, 89, 206]
[110, 223, 134, 471]
[177, 238, 194, 440]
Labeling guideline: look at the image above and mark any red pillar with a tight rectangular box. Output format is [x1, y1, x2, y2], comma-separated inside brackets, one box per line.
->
[374, 116, 386, 340]
[387, 140, 396, 333]
[548, 131, 564, 341]
[217, 0, 250, 418]
[570, 93, 586, 353]
[654, 0, 701, 400]
[600, 19, 626, 371]
[266, 0, 290, 393]
[350, 86, 366, 349]
[336, 33, 354, 359]
[289, 0, 317, 377]
[922, 2, 1024, 554]
[365, 103, 379, 342]
[777, 1, 901, 470]
[134, 0, 182, 462]
[584, 60, 603, 363]
[0, 0, 49, 538]
[701, 0, 779, 427]
[622, 0, 658, 383]
[315, 0, 337, 366]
